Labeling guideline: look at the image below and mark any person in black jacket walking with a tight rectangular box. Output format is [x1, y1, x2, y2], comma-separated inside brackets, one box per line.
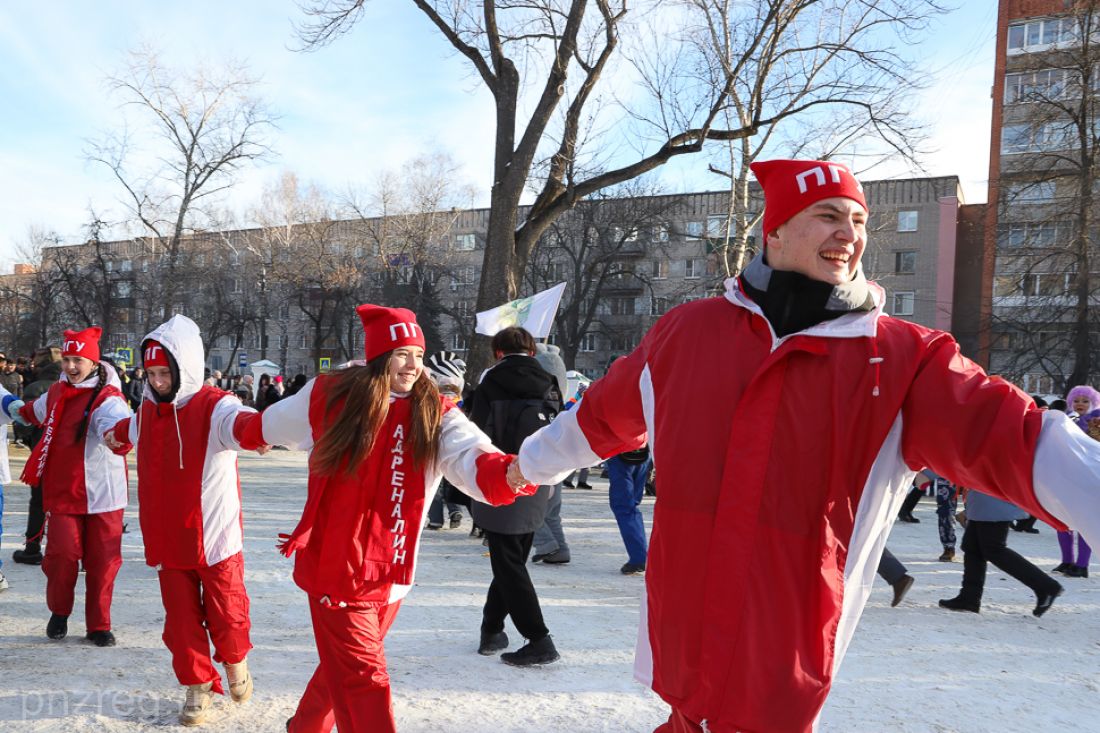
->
[467, 327, 561, 666]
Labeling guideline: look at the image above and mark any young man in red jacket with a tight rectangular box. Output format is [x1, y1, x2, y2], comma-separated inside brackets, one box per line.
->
[509, 159, 1100, 733]
[1, 327, 130, 647]
[104, 314, 269, 726]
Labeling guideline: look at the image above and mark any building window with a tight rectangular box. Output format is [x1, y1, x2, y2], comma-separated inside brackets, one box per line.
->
[997, 221, 1069, 248]
[1004, 182, 1056, 204]
[897, 211, 918, 232]
[546, 332, 558, 346]
[610, 297, 635, 316]
[653, 224, 669, 242]
[684, 221, 704, 240]
[104, 260, 114, 273]
[451, 332, 468, 351]
[894, 251, 917, 274]
[113, 281, 132, 298]
[706, 215, 728, 238]
[892, 291, 915, 316]
[650, 296, 670, 316]
[454, 233, 477, 251]
[231, 278, 242, 293]
[685, 258, 703, 279]
[450, 265, 476, 290]
[1004, 69, 1067, 104]
[652, 260, 669, 279]
[120, 259, 132, 272]
[610, 333, 635, 352]
[1008, 17, 1078, 54]
[580, 333, 598, 352]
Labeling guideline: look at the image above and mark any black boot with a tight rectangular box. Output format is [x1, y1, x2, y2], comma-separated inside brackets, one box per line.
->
[1033, 584, 1063, 617]
[47, 613, 69, 640]
[478, 630, 509, 656]
[1052, 562, 1073, 575]
[86, 630, 117, 647]
[890, 575, 915, 607]
[1066, 565, 1089, 578]
[13, 542, 43, 565]
[938, 595, 980, 613]
[501, 635, 560, 667]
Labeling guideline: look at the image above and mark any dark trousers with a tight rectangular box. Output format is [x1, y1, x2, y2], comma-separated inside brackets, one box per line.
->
[876, 547, 907, 585]
[481, 531, 549, 642]
[899, 486, 922, 517]
[959, 520, 1060, 604]
[935, 482, 957, 548]
[25, 484, 44, 545]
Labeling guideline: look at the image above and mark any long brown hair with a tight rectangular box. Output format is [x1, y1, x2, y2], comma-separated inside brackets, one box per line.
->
[312, 351, 442, 477]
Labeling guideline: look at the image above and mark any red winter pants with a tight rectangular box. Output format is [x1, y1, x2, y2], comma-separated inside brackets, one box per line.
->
[42, 510, 123, 632]
[655, 709, 706, 733]
[158, 552, 252, 692]
[289, 596, 402, 733]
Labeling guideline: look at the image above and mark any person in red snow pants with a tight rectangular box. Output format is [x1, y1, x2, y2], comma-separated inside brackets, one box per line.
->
[1, 326, 130, 647]
[104, 314, 266, 726]
[235, 303, 535, 733]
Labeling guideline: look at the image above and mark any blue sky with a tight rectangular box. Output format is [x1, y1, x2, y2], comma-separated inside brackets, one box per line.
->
[0, 2, 997, 264]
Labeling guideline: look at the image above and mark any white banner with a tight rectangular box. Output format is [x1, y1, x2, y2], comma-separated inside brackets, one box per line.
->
[475, 282, 567, 338]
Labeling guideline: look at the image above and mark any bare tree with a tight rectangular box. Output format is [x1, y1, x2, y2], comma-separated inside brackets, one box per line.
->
[297, 0, 941, 373]
[0, 228, 67, 353]
[989, 4, 1100, 394]
[523, 182, 686, 367]
[87, 47, 275, 319]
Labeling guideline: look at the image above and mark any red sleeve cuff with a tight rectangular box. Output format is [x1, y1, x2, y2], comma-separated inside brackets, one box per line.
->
[474, 453, 535, 505]
[18, 402, 39, 426]
[234, 411, 266, 450]
[109, 418, 133, 455]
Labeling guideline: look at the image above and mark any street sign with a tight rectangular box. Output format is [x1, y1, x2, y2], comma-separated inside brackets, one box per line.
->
[319, 357, 331, 372]
[238, 351, 248, 369]
[114, 347, 134, 367]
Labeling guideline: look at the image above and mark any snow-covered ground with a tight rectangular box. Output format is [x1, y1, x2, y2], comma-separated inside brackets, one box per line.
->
[0, 447, 1096, 732]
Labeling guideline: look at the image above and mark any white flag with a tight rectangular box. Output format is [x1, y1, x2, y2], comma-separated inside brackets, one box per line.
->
[475, 282, 567, 338]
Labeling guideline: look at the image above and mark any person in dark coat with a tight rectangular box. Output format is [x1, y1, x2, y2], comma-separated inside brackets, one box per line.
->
[467, 327, 560, 666]
[11, 348, 62, 565]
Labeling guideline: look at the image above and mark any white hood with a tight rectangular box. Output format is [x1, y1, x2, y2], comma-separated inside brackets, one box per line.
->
[141, 314, 206, 405]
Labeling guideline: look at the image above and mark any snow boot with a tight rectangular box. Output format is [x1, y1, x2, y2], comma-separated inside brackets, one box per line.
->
[449, 510, 463, 529]
[1066, 565, 1089, 578]
[46, 613, 68, 640]
[86, 630, 116, 647]
[13, 542, 43, 565]
[938, 595, 980, 613]
[501, 635, 559, 667]
[890, 575, 915, 607]
[224, 659, 253, 703]
[478, 630, 509, 655]
[179, 682, 214, 726]
[938, 547, 956, 562]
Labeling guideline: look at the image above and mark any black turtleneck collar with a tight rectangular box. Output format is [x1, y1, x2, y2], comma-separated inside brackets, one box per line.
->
[738, 253, 876, 338]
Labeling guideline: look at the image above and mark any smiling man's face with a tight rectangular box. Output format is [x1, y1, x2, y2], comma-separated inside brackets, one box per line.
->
[764, 197, 868, 286]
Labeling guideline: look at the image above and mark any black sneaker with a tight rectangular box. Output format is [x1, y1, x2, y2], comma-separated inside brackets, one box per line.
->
[576, 482, 593, 490]
[1052, 562, 1073, 575]
[478, 631, 508, 655]
[562, 480, 575, 488]
[500, 636, 559, 667]
[1066, 566, 1089, 579]
[86, 630, 116, 647]
[47, 613, 69, 640]
[890, 575, 915, 607]
[13, 544, 43, 565]
[540, 550, 571, 565]
[449, 511, 463, 529]
[897, 513, 920, 524]
[425, 523, 443, 530]
[938, 596, 980, 613]
[621, 562, 646, 575]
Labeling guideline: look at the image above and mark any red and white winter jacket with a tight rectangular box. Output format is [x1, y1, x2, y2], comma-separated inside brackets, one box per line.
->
[517, 276, 1100, 733]
[110, 315, 256, 570]
[236, 371, 526, 607]
[0, 365, 130, 515]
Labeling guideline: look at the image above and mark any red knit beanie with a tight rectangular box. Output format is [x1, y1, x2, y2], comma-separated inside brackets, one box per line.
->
[750, 159, 868, 237]
[356, 304, 426, 362]
[61, 326, 102, 363]
[143, 340, 170, 368]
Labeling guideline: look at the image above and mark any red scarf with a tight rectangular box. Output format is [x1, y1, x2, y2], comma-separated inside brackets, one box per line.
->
[21, 380, 107, 488]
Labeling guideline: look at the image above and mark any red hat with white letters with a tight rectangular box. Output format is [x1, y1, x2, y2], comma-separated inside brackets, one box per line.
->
[61, 326, 102, 363]
[356, 304, 426, 362]
[750, 159, 868, 238]
[143, 340, 170, 369]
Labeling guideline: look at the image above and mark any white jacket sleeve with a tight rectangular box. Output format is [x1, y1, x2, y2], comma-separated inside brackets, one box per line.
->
[258, 379, 316, 451]
[517, 408, 601, 486]
[1032, 410, 1100, 551]
[436, 407, 504, 503]
[210, 395, 257, 452]
[90, 394, 132, 440]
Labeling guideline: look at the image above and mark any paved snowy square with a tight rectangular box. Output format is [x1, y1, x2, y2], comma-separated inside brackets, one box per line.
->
[0, 449, 1096, 731]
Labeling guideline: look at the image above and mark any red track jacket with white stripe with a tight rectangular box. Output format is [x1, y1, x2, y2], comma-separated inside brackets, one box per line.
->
[239, 369, 527, 607]
[517, 276, 1100, 733]
[111, 315, 257, 569]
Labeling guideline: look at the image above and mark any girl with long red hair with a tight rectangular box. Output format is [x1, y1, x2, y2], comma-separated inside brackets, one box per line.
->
[235, 304, 533, 733]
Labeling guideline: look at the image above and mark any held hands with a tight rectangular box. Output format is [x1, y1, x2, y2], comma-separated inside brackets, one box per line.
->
[506, 458, 530, 493]
[6, 399, 28, 426]
[103, 430, 123, 451]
